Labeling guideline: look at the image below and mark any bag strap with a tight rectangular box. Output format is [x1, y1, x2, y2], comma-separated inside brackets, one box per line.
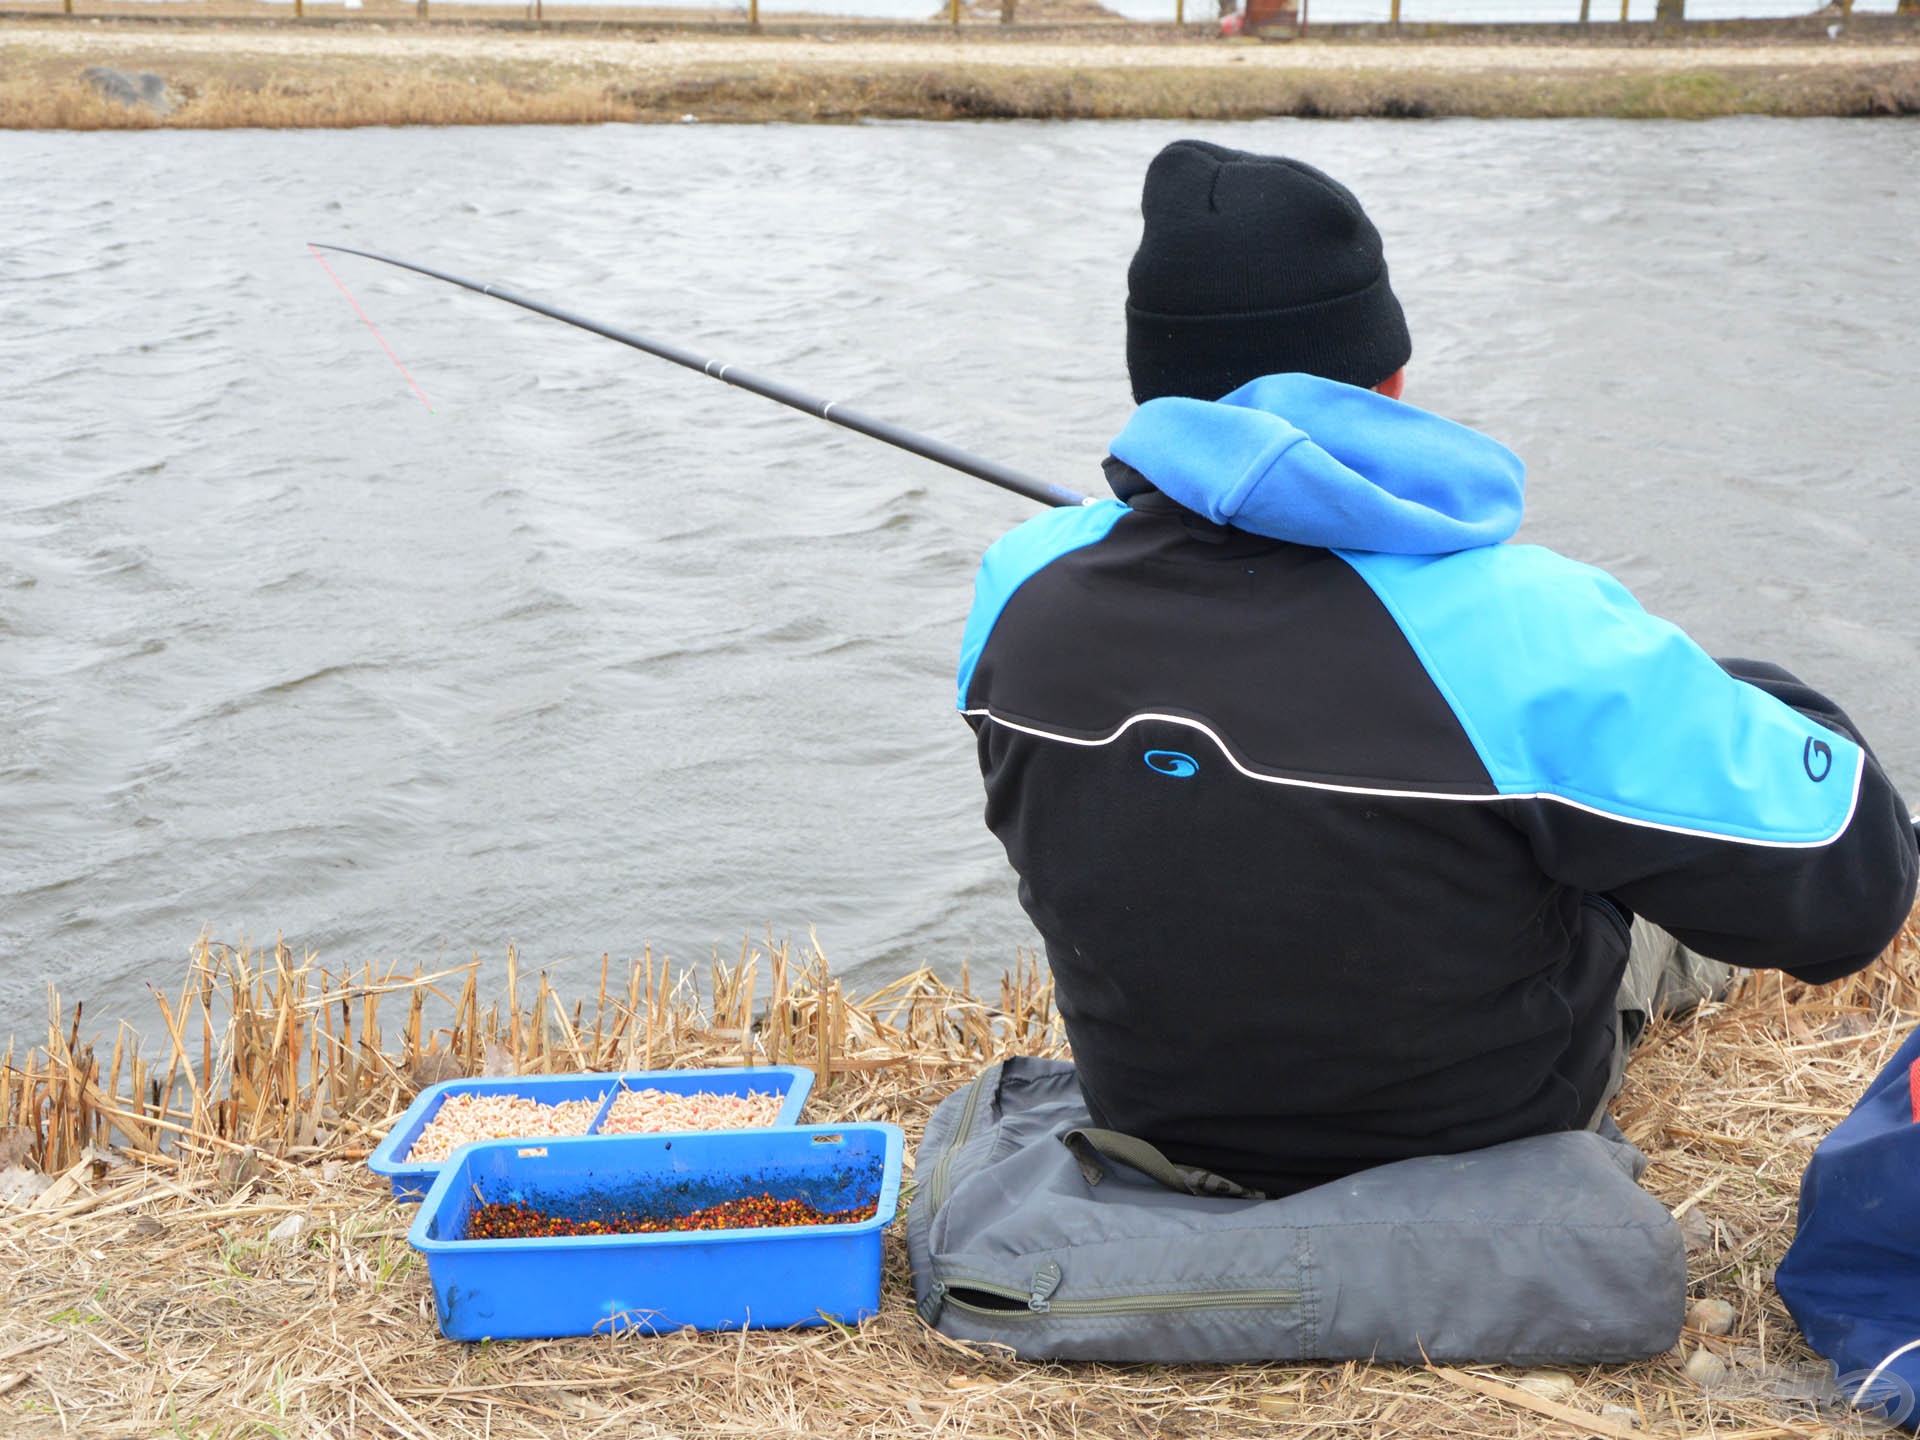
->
[1061, 1127, 1267, 1200]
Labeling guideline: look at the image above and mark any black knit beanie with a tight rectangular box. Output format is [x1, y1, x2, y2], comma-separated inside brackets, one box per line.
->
[1126, 140, 1411, 404]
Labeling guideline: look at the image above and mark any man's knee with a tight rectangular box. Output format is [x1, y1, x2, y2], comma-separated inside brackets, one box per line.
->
[1620, 916, 1736, 1028]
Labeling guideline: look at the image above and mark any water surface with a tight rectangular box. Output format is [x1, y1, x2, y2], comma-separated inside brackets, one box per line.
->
[3, 119, 1917, 1039]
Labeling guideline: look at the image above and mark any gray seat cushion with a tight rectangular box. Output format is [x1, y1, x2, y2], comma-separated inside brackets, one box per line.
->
[907, 1057, 1685, 1364]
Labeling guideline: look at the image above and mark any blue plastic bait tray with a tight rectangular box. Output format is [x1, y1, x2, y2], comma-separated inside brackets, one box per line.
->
[407, 1123, 903, 1340]
[366, 1066, 814, 1201]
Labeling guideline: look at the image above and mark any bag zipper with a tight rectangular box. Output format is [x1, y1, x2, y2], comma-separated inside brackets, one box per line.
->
[924, 1064, 992, 1217]
[915, 1069, 997, 1325]
[916, 1070, 1301, 1327]
[929, 1269, 1300, 1320]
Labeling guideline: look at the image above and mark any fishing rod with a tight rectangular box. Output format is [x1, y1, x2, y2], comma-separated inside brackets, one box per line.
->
[310, 243, 1092, 511]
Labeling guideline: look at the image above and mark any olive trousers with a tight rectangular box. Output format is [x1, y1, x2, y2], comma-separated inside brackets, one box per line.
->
[1588, 917, 1738, 1130]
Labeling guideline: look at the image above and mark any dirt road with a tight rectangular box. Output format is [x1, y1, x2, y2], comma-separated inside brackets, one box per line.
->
[11, 18, 1919, 72]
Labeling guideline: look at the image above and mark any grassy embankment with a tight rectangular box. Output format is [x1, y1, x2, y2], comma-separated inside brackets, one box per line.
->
[0, 907, 1916, 1437]
[2, 10, 1919, 125]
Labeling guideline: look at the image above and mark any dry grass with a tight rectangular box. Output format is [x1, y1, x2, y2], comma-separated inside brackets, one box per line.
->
[1, 71, 641, 125]
[4, 14, 1919, 124]
[8, 61, 1920, 126]
[0, 906, 1916, 1438]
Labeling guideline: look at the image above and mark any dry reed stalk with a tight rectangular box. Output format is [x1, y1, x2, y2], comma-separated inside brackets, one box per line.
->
[404, 968, 425, 1073]
[338, 963, 357, 1116]
[16, 1059, 34, 1155]
[813, 973, 834, 1090]
[546, 990, 584, 1073]
[658, 954, 676, 1063]
[528, 971, 546, 1070]
[463, 960, 483, 1077]
[198, 958, 215, 1120]
[306, 988, 327, 1150]
[768, 944, 791, 1065]
[149, 987, 201, 1138]
[505, 946, 520, 1067]
[600, 957, 636, 1068]
[105, 1030, 123, 1135]
[592, 954, 609, 1057]
[644, 946, 658, 1072]
[360, 960, 384, 1093]
[0, 909, 1915, 1438]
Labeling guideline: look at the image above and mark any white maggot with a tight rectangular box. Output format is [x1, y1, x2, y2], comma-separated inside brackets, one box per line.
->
[597, 1087, 783, 1135]
[403, 1092, 603, 1164]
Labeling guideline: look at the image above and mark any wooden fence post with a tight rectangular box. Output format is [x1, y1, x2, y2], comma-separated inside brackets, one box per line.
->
[1389, 0, 1400, 24]
[950, 0, 960, 25]
[1176, 0, 1184, 23]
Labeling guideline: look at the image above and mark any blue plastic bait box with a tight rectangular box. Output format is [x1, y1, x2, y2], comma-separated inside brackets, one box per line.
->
[407, 1123, 904, 1340]
[366, 1066, 814, 1201]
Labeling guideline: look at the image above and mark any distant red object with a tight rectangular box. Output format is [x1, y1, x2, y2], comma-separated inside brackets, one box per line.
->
[1219, 10, 1244, 31]
[1243, 0, 1299, 31]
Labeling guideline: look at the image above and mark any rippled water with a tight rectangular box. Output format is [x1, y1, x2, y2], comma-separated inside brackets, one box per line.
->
[3, 119, 1917, 1040]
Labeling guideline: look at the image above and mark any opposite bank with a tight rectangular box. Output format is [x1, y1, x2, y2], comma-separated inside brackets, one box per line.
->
[3, 18, 1919, 124]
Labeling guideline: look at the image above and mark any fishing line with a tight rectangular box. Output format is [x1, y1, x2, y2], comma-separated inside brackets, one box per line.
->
[308, 242, 1090, 510]
[308, 243, 437, 415]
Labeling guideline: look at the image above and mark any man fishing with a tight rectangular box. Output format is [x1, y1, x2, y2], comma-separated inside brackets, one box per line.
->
[956, 139, 1919, 1199]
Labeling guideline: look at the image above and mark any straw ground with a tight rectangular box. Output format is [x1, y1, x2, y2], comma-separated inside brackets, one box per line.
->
[0, 907, 1916, 1438]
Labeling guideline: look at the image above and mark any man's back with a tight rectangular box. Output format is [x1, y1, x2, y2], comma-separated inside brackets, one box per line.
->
[964, 499, 1619, 1196]
[961, 373, 1916, 1196]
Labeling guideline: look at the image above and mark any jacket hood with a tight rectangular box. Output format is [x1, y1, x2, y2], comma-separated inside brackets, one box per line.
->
[1107, 373, 1525, 555]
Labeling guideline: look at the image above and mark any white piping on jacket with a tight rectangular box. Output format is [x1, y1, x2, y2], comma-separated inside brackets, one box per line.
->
[962, 707, 1863, 851]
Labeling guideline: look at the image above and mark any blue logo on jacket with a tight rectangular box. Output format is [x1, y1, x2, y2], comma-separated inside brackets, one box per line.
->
[1804, 738, 1833, 782]
[1144, 750, 1199, 779]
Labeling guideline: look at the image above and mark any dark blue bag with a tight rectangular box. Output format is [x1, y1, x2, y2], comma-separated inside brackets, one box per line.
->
[1776, 1025, 1920, 1430]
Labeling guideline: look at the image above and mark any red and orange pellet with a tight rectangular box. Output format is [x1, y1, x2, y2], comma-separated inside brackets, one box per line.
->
[464, 1193, 875, 1240]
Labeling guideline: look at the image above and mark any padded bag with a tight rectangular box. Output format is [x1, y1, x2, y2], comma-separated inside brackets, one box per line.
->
[1775, 1024, 1920, 1431]
[907, 1057, 1686, 1364]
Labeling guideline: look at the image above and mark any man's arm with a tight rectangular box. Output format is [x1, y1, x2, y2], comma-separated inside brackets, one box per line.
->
[1341, 541, 1916, 981]
[1505, 660, 1916, 983]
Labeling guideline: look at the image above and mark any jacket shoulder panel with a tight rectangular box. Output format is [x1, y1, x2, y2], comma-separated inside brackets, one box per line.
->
[957, 500, 1129, 710]
[1338, 544, 1863, 846]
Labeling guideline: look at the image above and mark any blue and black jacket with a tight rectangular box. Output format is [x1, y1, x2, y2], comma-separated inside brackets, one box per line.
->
[959, 374, 1918, 1197]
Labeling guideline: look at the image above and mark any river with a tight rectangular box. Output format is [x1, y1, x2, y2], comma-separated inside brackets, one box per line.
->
[3, 119, 1917, 1042]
